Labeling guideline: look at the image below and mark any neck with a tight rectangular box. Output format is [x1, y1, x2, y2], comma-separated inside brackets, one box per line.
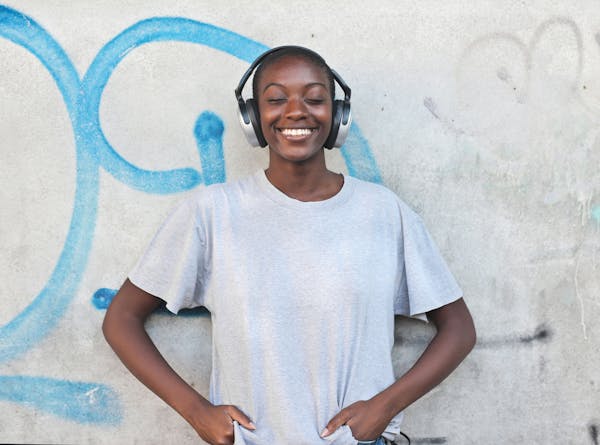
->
[265, 154, 343, 202]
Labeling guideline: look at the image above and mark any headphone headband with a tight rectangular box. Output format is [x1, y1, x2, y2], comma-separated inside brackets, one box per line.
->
[235, 45, 352, 148]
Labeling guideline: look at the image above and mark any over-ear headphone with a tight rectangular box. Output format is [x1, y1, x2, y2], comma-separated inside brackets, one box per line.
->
[235, 46, 352, 149]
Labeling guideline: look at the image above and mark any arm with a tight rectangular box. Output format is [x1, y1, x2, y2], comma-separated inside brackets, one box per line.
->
[322, 297, 476, 440]
[102, 279, 255, 445]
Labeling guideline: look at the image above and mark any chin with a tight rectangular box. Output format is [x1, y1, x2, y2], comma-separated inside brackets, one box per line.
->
[271, 146, 324, 163]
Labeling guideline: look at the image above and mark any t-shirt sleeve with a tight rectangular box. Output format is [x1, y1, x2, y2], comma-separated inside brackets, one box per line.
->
[394, 202, 463, 321]
[128, 196, 207, 314]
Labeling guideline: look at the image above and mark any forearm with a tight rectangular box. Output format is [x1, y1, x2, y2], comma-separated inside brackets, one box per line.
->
[102, 282, 210, 422]
[321, 299, 475, 440]
[105, 316, 207, 416]
[103, 279, 256, 443]
[374, 298, 476, 417]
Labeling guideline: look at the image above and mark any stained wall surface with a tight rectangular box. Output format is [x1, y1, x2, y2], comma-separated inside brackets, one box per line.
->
[1, 1, 599, 444]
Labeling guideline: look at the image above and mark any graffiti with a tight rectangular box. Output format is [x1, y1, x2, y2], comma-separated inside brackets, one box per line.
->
[590, 422, 599, 445]
[0, 5, 382, 425]
[91, 288, 118, 311]
[423, 97, 440, 120]
[457, 17, 584, 105]
[452, 15, 597, 181]
[396, 323, 552, 349]
[412, 438, 447, 444]
[195, 111, 226, 186]
[592, 206, 600, 224]
[517, 324, 552, 344]
[0, 376, 121, 425]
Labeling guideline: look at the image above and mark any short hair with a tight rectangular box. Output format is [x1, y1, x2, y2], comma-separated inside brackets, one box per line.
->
[251, 47, 335, 101]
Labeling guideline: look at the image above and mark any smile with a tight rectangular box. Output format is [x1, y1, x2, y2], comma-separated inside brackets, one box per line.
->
[278, 128, 315, 137]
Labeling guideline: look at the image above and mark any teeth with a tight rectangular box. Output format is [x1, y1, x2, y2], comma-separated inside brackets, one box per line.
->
[280, 128, 313, 136]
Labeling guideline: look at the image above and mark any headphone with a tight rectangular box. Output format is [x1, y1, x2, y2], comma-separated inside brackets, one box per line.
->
[235, 46, 352, 149]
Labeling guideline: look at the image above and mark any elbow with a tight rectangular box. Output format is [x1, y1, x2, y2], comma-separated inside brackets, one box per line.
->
[465, 322, 477, 355]
[454, 301, 477, 356]
[429, 297, 476, 357]
[467, 303, 477, 351]
[101, 312, 113, 345]
[457, 309, 477, 358]
[454, 308, 476, 356]
[444, 312, 477, 358]
[102, 306, 119, 348]
[444, 319, 476, 364]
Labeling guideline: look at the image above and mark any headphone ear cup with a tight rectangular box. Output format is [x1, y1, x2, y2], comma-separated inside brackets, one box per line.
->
[331, 100, 351, 148]
[237, 98, 267, 147]
[324, 100, 344, 149]
[246, 99, 267, 147]
[334, 101, 351, 148]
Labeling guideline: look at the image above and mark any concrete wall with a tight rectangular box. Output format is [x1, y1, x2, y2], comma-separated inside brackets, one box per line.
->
[1, 1, 598, 443]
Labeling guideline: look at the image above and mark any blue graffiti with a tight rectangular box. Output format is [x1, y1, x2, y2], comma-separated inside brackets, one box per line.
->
[91, 288, 117, 310]
[195, 111, 227, 185]
[93, 288, 210, 318]
[592, 205, 600, 224]
[0, 376, 121, 425]
[342, 125, 383, 183]
[0, 5, 382, 425]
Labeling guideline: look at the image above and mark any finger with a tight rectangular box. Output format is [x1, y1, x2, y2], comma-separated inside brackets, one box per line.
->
[321, 409, 351, 438]
[226, 405, 256, 430]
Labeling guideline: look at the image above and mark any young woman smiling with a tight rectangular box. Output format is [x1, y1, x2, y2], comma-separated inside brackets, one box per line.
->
[256, 50, 344, 202]
[103, 46, 476, 445]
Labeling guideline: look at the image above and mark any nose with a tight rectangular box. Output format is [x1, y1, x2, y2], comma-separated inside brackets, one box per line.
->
[284, 96, 307, 120]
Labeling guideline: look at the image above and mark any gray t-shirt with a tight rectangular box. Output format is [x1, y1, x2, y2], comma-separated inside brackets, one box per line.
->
[129, 170, 462, 445]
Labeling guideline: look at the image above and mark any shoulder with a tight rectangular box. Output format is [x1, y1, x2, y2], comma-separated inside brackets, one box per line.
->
[346, 177, 429, 238]
[185, 172, 258, 208]
[348, 176, 395, 200]
[347, 176, 417, 216]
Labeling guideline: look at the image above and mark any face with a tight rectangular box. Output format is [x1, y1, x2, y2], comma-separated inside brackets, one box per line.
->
[256, 55, 333, 164]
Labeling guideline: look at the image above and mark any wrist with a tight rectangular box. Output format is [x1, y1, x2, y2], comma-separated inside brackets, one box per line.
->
[174, 389, 212, 424]
[370, 386, 406, 419]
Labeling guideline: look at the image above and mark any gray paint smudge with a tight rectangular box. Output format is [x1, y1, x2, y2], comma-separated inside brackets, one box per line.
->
[414, 438, 447, 444]
[590, 423, 599, 445]
[424, 97, 440, 120]
[497, 66, 510, 82]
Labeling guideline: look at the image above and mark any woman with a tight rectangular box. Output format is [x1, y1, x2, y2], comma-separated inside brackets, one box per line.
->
[103, 46, 476, 445]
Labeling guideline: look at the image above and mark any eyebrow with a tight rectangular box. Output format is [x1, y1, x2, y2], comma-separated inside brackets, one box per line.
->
[262, 82, 328, 93]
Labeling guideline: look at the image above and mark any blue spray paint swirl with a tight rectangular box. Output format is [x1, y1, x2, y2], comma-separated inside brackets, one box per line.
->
[0, 4, 382, 425]
[0, 376, 121, 425]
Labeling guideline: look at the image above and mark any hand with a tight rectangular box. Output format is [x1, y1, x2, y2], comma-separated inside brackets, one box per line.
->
[186, 402, 256, 445]
[321, 399, 392, 441]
